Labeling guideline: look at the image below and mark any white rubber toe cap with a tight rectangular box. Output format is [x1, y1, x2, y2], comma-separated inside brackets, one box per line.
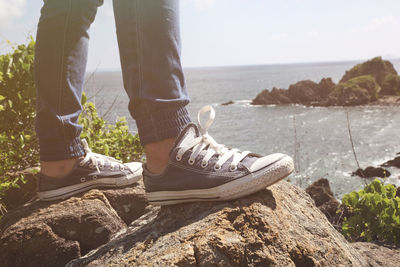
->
[249, 153, 286, 172]
[124, 162, 143, 173]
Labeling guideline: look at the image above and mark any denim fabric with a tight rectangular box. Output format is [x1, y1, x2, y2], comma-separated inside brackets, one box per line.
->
[35, 0, 191, 161]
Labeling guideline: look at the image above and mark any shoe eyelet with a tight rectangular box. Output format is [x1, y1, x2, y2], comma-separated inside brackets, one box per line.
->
[201, 161, 208, 168]
[188, 159, 195, 165]
[229, 165, 237, 172]
[80, 177, 86, 183]
[176, 155, 182, 161]
[214, 165, 221, 171]
[110, 166, 114, 171]
[93, 175, 98, 180]
[89, 163, 95, 169]
[79, 161, 85, 166]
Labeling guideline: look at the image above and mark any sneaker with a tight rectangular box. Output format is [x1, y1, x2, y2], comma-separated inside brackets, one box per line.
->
[143, 105, 294, 205]
[37, 139, 143, 201]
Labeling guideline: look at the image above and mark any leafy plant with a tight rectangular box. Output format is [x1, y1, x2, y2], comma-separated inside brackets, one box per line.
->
[79, 93, 144, 163]
[0, 39, 38, 202]
[341, 179, 400, 246]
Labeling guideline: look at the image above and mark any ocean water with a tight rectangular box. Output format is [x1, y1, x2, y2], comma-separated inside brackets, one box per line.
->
[85, 60, 400, 199]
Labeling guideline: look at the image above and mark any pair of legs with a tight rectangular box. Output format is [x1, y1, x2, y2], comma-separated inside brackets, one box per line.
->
[35, 0, 190, 175]
[35, 0, 294, 204]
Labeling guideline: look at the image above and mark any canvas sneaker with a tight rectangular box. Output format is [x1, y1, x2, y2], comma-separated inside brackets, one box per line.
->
[37, 139, 142, 201]
[143, 105, 294, 205]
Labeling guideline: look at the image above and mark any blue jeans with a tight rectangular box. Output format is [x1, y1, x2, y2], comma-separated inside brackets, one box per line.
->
[35, 0, 191, 161]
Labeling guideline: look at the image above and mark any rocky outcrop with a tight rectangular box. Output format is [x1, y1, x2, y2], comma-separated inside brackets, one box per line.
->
[318, 77, 336, 98]
[305, 178, 340, 224]
[251, 78, 335, 106]
[326, 75, 380, 106]
[251, 57, 400, 107]
[0, 183, 148, 267]
[288, 80, 321, 104]
[353, 242, 400, 267]
[382, 154, 400, 169]
[68, 181, 368, 267]
[340, 57, 397, 87]
[221, 100, 235, 106]
[352, 166, 391, 178]
[381, 73, 400, 95]
[252, 87, 292, 105]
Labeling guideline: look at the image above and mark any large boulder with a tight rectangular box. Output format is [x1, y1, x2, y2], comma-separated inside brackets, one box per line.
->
[68, 181, 368, 266]
[328, 75, 380, 106]
[288, 80, 321, 104]
[251, 87, 292, 105]
[251, 78, 336, 106]
[317, 77, 336, 98]
[340, 57, 398, 87]
[0, 183, 148, 267]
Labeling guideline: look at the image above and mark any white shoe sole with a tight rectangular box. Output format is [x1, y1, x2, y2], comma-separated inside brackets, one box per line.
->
[146, 155, 294, 205]
[37, 166, 143, 201]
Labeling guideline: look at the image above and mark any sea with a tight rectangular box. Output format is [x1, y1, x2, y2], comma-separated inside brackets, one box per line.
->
[85, 59, 400, 199]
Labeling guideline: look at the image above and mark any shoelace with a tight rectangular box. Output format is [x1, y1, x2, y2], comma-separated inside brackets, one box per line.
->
[79, 139, 126, 172]
[176, 105, 250, 171]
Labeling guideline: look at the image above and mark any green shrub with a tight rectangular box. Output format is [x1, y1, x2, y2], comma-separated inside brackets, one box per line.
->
[79, 93, 144, 163]
[0, 39, 38, 201]
[341, 179, 400, 245]
[0, 39, 144, 210]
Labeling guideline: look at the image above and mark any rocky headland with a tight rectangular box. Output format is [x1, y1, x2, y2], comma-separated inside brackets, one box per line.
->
[251, 57, 400, 106]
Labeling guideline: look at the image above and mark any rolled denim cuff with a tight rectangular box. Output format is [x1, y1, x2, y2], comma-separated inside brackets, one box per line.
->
[136, 106, 191, 146]
[39, 136, 85, 161]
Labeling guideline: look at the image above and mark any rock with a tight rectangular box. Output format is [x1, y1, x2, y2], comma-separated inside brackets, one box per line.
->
[328, 75, 380, 106]
[288, 80, 321, 104]
[352, 166, 391, 178]
[380, 74, 400, 95]
[369, 95, 400, 106]
[340, 57, 398, 88]
[68, 181, 368, 267]
[221, 100, 234, 106]
[382, 155, 400, 168]
[251, 87, 292, 105]
[251, 78, 336, 106]
[305, 178, 340, 224]
[250, 57, 398, 107]
[317, 77, 336, 98]
[0, 183, 148, 267]
[352, 242, 400, 267]
[102, 186, 149, 225]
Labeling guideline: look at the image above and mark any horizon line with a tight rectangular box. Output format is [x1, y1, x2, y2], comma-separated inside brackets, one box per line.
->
[86, 57, 400, 73]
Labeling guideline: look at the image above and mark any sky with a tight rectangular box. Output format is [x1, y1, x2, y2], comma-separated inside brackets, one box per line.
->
[0, 0, 399, 71]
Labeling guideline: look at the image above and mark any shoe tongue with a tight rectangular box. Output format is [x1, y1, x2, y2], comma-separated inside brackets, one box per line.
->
[175, 123, 200, 149]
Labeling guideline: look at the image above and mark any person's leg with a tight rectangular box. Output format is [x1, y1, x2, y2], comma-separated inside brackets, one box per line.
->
[113, 0, 191, 174]
[114, 0, 294, 206]
[35, 0, 142, 201]
[35, 0, 103, 177]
